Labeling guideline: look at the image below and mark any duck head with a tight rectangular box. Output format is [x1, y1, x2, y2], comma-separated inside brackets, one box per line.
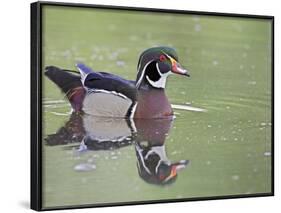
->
[134, 118, 189, 185]
[136, 47, 190, 89]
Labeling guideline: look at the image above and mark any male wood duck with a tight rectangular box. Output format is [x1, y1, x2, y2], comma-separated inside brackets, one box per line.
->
[45, 47, 190, 118]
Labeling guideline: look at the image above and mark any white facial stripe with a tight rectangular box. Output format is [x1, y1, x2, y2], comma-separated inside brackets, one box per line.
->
[146, 62, 171, 88]
[136, 60, 153, 88]
[163, 52, 175, 62]
[135, 144, 152, 174]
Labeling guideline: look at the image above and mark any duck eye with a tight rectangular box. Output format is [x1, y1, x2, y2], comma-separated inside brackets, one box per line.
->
[159, 54, 166, 62]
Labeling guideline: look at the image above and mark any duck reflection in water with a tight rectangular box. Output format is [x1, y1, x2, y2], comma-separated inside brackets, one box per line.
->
[45, 113, 189, 185]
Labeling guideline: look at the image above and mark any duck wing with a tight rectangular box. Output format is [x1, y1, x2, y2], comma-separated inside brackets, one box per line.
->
[77, 63, 137, 101]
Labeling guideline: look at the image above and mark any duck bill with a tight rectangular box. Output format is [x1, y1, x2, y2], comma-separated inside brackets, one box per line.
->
[172, 62, 190, 77]
[164, 160, 189, 182]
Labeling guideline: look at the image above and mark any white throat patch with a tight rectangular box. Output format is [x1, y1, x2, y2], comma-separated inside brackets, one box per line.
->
[146, 62, 171, 89]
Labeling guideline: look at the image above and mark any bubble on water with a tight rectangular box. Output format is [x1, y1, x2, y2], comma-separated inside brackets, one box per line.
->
[226, 106, 230, 109]
[212, 60, 218, 66]
[248, 81, 257, 85]
[207, 125, 212, 128]
[264, 152, 271, 157]
[181, 91, 186, 95]
[206, 161, 211, 165]
[194, 24, 202, 32]
[74, 163, 96, 172]
[116, 60, 125, 67]
[232, 175, 240, 181]
[260, 122, 267, 126]
[234, 138, 238, 141]
[111, 156, 118, 160]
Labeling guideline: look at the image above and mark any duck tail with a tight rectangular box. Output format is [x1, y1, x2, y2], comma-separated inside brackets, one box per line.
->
[45, 66, 86, 112]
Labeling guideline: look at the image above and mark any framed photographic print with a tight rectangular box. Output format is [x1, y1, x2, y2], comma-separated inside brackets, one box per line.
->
[31, 1, 274, 211]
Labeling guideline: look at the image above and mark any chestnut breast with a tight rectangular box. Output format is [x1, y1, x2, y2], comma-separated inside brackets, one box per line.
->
[134, 89, 173, 119]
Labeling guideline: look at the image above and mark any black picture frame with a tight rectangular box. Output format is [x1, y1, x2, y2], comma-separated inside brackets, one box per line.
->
[31, 1, 274, 211]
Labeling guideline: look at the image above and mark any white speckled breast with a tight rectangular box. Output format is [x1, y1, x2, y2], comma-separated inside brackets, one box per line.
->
[82, 90, 133, 117]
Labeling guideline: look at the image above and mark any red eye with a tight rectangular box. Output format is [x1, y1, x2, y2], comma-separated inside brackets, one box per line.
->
[159, 54, 166, 62]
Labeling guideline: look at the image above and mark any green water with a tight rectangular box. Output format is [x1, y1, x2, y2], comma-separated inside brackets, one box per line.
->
[41, 5, 272, 209]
